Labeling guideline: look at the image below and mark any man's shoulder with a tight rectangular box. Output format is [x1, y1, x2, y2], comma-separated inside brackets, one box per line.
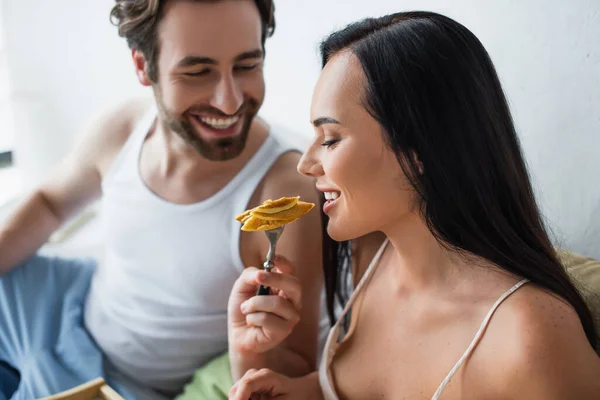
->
[259, 150, 317, 201]
[241, 121, 319, 208]
[267, 150, 302, 176]
[91, 96, 153, 147]
[86, 96, 154, 174]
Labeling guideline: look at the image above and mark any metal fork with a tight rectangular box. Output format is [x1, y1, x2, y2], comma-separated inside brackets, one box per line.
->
[256, 225, 285, 296]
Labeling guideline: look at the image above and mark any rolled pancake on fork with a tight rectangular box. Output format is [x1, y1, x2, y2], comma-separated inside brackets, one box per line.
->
[251, 202, 314, 221]
[235, 197, 299, 223]
[235, 196, 315, 231]
[257, 196, 299, 214]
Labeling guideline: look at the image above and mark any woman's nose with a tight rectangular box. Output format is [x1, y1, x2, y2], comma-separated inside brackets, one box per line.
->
[297, 147, 323, 178]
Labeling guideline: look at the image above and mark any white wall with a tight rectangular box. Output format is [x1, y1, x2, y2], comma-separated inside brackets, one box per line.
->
[2, 0, 599, 258]
[0, 0, 15, 154]
[2, 0, 147, 186]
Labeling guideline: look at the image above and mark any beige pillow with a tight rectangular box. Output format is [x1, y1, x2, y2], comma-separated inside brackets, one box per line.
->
[557, 248, 600, 352]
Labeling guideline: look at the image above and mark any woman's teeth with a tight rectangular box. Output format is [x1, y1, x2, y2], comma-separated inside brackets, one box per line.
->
[324, 192, 340, 200]
[199, 116, 239, 130]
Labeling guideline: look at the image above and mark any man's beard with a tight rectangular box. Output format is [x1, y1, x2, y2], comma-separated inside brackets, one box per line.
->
[155, 94, 259, 162]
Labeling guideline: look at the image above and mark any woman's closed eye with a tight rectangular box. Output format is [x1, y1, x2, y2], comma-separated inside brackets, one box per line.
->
[321, 138, 340, 148]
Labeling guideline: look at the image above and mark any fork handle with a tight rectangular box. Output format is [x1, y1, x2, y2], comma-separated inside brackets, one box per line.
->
[257, 259, 274, 296]
[256, 285, 271, 296]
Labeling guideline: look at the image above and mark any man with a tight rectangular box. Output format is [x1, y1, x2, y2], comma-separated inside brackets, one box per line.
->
[0, 1, 323, 398]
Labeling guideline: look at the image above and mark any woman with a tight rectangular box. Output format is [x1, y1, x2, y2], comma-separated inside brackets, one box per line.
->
[227, 11, 600, 399]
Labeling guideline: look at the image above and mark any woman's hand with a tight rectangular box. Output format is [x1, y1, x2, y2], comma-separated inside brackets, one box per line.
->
[229, 369, 323, 400]
[228, 255, 302, 354]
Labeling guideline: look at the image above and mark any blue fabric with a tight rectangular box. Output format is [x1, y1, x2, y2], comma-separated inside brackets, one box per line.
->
[0, 361, 20, 399]
[0, 255, 104, 399]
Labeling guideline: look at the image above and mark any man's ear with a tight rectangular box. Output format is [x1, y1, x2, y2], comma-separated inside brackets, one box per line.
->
[132, 49, 152, 87]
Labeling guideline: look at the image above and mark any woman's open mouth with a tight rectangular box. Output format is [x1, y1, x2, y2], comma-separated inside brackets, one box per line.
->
[323, 191, 341, 214]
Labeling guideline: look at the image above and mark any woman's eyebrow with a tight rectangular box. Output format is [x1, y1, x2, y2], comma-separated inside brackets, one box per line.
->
[312, 117, 341, 127]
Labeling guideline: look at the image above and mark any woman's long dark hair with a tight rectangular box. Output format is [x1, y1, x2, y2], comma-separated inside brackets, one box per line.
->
[319, 11, 597, 348]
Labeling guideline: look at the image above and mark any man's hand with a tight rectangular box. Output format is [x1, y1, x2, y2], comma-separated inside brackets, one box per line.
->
[228, 256, 302, 354]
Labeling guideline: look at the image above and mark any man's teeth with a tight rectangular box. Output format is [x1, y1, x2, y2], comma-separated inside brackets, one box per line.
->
[324, 192, 340, 200]
[199, 116, 239, 130]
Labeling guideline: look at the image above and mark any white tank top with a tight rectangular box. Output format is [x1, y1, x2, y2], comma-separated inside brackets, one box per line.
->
[318, 239, 529, 400]
[84, 106, 294, 394]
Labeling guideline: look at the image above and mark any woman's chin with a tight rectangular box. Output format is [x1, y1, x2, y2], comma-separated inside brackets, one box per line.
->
[327, 223, 356, 242]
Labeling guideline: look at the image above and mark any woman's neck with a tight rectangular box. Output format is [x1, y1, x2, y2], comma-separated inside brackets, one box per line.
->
[381, 213, 463, 292]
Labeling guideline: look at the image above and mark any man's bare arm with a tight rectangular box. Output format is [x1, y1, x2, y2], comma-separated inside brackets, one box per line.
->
[0, 98, 148, 274]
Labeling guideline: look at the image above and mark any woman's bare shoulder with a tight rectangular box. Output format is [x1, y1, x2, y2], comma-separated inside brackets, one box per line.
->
[482, 283, 600, 398]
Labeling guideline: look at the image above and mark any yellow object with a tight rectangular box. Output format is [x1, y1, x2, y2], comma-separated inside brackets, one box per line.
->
[236, 196, 315, 231]
[39, 378, 124, 400]
[252, 197, 299, 214]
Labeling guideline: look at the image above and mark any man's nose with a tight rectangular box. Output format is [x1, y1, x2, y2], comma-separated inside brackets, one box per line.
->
[210, 73, 244, 115]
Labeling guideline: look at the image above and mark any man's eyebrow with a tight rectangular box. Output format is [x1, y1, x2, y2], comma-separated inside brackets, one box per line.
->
[176, 56, 217, 68]
[176, 49, 263, 68]
[234, 49, 264, 62]
[312, 117, 341, 127]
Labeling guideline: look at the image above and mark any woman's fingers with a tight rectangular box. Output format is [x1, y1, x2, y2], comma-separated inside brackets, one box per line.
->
[230, 369, 286, 400]
[245, 312, 296, 337]
[241, 292, 300, 322]
[234, 266, 301, 312]
[273, 254, 296, 276]
[255, 271, 302, 311]
[235, 267, 263, 290]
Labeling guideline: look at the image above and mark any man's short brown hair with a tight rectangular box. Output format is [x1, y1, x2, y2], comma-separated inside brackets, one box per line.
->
[110, 0, 275, 82]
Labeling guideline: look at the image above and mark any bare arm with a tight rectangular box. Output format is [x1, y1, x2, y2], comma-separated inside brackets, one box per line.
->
[0, 99, 146, 274]
[230, 151, 324, 380]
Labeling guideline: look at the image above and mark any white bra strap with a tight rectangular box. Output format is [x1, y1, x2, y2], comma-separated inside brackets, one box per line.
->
[431, 278, 529, 400]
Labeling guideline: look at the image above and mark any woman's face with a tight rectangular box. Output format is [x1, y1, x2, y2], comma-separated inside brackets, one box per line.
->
[298, 52, 417, 241]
